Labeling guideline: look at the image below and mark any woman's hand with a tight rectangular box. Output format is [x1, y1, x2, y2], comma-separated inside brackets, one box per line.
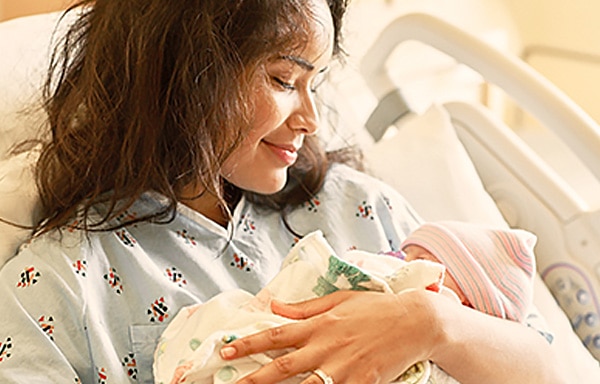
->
[219, 289, 446, 384]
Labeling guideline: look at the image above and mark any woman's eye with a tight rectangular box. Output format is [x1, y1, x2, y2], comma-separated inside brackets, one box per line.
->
[273, 77, 295, 91]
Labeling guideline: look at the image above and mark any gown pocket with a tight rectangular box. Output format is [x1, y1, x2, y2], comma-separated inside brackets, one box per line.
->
[129, 324, 168, 384]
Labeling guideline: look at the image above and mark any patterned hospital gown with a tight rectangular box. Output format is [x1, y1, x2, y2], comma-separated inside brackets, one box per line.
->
[0, 164, 421, 383]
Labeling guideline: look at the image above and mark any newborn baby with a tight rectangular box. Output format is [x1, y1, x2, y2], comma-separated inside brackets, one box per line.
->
[153, 230, 452, 384]
[154, 221, 536, 384]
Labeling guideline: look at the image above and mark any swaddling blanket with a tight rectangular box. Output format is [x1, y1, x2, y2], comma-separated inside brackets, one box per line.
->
[153, 231, 459, 384]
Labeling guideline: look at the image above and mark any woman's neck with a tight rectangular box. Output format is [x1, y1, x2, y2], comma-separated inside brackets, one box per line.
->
[180, 185, 229, 227]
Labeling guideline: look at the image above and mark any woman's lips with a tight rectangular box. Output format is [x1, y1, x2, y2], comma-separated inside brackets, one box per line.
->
[262, 141, 299, 165]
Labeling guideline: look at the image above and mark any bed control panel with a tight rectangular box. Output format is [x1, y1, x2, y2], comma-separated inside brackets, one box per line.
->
[542, 263, 600, 359]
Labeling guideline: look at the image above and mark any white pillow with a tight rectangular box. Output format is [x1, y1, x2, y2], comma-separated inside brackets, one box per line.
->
[0, 149, 41, 265]
[0, 12, 63, 265]
[364, 104, 507, 227]
[363, 104, 600, 380]
[0, 12, 64, 159]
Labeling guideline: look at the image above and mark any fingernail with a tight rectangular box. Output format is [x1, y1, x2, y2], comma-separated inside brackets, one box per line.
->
[220, 346, 237, 359]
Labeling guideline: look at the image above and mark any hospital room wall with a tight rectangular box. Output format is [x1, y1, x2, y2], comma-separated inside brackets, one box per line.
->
[500, 0, 600, 127]
[1, 0, 598, 126]
[0, 0, 68, 21]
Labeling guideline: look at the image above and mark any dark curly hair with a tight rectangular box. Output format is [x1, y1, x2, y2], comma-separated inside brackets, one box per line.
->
[34, 0, 356, 235]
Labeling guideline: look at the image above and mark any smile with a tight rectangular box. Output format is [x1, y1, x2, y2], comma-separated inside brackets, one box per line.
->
[262, 141, 299, 165]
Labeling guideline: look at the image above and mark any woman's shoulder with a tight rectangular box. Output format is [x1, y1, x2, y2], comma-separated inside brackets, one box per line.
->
[2, 227, 93, 282]
[326, 162, 375, 183]
[324, 163, 409, 203]
[0, 228, 96, 326]
[282, 163, 422, 254]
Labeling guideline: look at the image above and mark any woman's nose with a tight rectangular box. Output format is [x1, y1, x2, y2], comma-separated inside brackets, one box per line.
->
[288, 90, 319, 135]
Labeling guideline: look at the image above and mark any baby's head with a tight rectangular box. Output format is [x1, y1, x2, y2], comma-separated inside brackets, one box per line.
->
[401, 221, 537, 322]
[403, 244, 470, 306]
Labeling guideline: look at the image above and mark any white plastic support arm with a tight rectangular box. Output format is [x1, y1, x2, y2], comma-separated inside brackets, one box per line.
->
[360, 13, 600, 181]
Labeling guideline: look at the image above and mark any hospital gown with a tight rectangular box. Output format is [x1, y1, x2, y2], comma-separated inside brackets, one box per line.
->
[0, 163, 421, 384]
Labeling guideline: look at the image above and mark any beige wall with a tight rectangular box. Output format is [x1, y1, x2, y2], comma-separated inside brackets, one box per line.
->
[0, 0, 69, 21]
[501, 0, 600, 126]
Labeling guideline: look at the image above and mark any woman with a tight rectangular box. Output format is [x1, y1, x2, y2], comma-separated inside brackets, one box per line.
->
[0, 0, 564, 383]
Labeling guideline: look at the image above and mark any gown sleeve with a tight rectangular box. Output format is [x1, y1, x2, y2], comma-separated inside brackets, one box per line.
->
[0, 234, 90, 383]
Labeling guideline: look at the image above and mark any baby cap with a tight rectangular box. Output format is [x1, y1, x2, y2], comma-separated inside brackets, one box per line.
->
[401, 221, 536, 322]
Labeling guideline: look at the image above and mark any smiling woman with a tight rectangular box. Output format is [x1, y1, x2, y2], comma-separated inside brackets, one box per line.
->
[217, 33, 332, 197]
[26, 0, 352, 235]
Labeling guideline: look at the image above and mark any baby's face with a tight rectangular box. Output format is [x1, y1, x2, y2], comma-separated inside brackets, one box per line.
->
[402, 245, 471, 307]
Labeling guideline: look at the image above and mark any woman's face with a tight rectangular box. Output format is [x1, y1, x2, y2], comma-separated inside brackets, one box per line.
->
[221, 0, 334, 194]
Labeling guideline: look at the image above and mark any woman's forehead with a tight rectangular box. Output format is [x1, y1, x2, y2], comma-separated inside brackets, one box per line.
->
[290, 0, 334, 67]
[308, 0, 335, 49]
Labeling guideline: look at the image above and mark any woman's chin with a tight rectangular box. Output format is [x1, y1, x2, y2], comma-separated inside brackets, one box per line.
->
[259, 179, 288, 195]
[237, 173, 288, 195]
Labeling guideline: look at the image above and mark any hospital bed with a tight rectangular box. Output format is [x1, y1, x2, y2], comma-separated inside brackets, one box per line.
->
[0, 9, 599, 382]
[355, 12, 600, 380]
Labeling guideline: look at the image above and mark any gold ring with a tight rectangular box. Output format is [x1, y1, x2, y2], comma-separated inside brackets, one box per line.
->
[314, 368, 334, 384]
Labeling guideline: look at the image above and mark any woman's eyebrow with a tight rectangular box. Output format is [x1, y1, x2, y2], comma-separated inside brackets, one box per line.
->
[280, 55, 315, 71]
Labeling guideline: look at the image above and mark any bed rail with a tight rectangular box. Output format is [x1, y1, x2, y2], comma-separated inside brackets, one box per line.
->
[360, 13, 600, 181]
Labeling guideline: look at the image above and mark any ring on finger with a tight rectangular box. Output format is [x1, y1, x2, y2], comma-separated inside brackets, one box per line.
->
[313, 368, 334, 384]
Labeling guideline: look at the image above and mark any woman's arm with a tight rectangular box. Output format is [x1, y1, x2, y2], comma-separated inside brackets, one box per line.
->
[424, 290, 566, 384]
[220, 290, 568, 384]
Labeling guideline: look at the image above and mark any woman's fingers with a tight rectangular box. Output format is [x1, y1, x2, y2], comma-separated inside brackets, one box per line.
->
[271, 290, 353, 319]
[222, 291, 358, 360]
[233, 346, 329, 384]
[220, 319, 310, 360]
[221, 290, 438, 384]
